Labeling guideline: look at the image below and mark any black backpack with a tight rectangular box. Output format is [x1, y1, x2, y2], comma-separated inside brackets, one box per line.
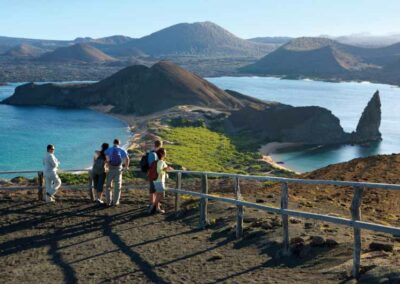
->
[140, 152, 151, 172]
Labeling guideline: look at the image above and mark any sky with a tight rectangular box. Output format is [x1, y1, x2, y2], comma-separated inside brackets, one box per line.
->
[0, 0, 399, 40]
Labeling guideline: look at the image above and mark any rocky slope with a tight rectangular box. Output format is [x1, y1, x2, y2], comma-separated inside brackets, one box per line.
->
[2, 61, 244, 114]
[240, 37, 400, 85]
[2, 44, 44, 58]
[38, 43, 116, 63]
[240, 37, 370, 76]
[110, 22, 273, 57]
[228, 91, 382, 145]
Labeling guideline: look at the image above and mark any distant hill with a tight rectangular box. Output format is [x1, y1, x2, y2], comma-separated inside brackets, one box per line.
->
[38, 43, 116, 63]
[3, 61, 245, 114]
[2, 44, 44, 58]
[0, 36, 69, 49]
[241, 37, 370, 76]
[240, 37, 400, 85]
[247, 36, 292, 45]
[111, 22, 274, 57]
[334, 34, 400, 48]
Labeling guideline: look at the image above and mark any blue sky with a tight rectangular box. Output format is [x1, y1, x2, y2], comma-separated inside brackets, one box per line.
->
[0, 0, 399, 40]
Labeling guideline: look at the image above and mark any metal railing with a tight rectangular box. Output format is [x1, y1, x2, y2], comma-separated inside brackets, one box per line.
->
[1, 168, 400, 279]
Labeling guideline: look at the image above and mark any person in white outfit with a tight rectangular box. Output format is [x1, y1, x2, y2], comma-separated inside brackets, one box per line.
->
[43, 144, 61, 203]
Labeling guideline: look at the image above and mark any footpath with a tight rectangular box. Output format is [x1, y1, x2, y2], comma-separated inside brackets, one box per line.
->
[0, 189, 399, 283]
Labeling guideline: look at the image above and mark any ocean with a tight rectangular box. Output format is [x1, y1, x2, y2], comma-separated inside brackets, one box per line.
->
[0, 83, 130, 176]
[207, 77, 400, 172]
[1, 78, 399, 175]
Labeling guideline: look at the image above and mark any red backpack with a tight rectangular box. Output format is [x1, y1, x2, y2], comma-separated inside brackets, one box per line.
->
[148, 161, 158, 181]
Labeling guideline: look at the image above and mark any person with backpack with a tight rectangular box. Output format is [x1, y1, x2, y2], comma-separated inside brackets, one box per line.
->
[140, 140, 163, 208]
[105, 139, 129, 206]
[43, 144, 61, 203]
[92, 143, 109, 204]
[149, 148, 173, 214]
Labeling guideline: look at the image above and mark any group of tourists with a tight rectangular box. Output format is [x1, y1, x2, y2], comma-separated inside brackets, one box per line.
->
[42, 138, 172, 214]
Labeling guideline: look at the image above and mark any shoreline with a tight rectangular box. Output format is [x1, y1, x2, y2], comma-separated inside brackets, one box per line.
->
[259, 142, 301, 173]
[90, 106, 299, 174]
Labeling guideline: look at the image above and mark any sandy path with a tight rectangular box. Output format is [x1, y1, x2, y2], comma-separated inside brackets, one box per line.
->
[0, 190, 346, 283]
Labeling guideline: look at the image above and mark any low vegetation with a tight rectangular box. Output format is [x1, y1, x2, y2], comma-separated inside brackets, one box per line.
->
[159, 126, 289, 175]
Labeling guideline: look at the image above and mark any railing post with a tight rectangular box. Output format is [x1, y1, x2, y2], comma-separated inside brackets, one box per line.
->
[37, 171, 44, 201]
[234, 176, 244, 238]
[351, 186, 364, 279]
[280, 182, 290, 255]
[175, 172, 182, 214]
[199, 174, 208, 229]
[88, 170, 94, 201]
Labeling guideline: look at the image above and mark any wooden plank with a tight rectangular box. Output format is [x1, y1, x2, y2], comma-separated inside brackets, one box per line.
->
[234, 176, 244, 238]
[351, 186, 364, 279]
[281, 182, 290, 255]
[175, 172, 182, 213]
[37, 171, 44, 201]
[171, 170, 400, 190]
[199, 174, 209, 229]
[166, 187, 400, 235]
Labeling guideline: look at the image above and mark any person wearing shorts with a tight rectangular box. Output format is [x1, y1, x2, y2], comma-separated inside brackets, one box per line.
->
[147, 140, 162, 207]
[151, 148, 173, 214]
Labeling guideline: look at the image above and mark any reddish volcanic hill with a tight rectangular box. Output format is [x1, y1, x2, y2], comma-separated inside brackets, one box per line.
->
[3, 61, 245, 114]
[3, 44, 44, 58]
[38, 43, 116, 63]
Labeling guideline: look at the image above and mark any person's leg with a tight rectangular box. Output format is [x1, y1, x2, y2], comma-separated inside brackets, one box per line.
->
[44, 175, 53, 202]
[113, 170, 123, 206]
[105, 171, 114, 206]
[153, 182, 165, 213]
[149, 181, 156, 205]
[53, 173, 61, 196]
[93, 174, 99, 200]
[97, 173, 106, 201]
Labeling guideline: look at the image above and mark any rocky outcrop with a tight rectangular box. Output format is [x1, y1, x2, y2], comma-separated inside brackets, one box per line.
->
[228, 105, 347, 144]
[2, 61, 244, 114]
[351, 91, 382, 143]
[228, 91, 382, 145]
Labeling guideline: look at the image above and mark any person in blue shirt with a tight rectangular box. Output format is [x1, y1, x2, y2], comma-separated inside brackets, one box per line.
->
[104, 139, 129, 206]
[147, 140, 162, 208]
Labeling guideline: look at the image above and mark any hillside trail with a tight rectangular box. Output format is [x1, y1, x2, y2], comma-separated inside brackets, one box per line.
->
[1, 188, 399, 283]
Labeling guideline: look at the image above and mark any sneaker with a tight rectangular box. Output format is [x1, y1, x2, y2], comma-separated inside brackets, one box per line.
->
[45, 194, 55, 203]
[156, 207, 165, 214]
[96, 199, 104, 204]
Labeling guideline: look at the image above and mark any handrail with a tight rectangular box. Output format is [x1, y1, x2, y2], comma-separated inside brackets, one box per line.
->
[170, 170, 400, 190]
[2, 168, 399, 190]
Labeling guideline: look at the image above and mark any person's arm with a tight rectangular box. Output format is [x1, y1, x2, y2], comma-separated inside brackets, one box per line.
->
[94, 151, 100, 163]
[49, 154, 58, 168]
[124, 150, 130, 169]
[104, 149, 111, 165]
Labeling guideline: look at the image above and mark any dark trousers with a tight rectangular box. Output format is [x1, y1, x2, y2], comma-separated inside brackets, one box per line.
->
[93, 173, 106, 193]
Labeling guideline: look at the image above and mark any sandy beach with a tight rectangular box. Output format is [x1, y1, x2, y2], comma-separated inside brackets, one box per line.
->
[259, 142, 301, 172]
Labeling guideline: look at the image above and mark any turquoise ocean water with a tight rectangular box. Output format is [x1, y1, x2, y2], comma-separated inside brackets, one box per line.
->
[1, 78, 399, 175]
[0, 83, 130, 176]
[207, 77, 400, 172]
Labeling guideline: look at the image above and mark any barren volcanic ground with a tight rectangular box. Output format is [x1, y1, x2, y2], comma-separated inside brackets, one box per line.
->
[0, 172, 399, 283]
